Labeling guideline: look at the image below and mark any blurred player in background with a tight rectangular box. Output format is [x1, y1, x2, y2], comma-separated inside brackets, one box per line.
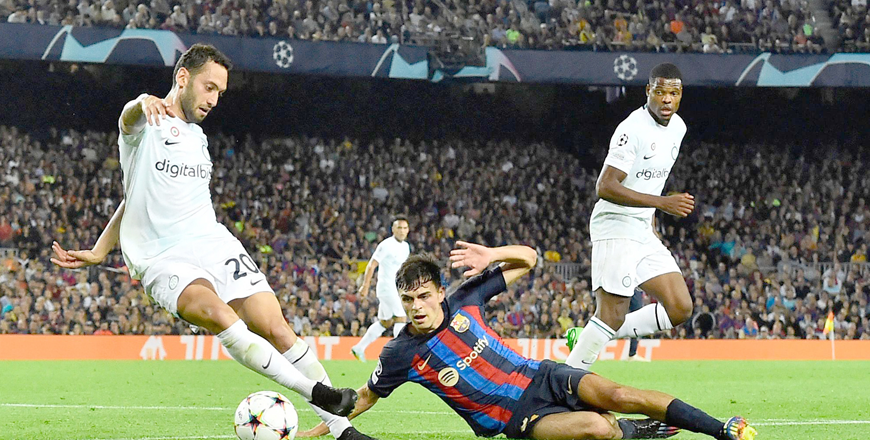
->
[50, 43, 373, 440]
[351, 217, 411, 361]
[300, 242, 756, 440]
[566, 63, 694, 370]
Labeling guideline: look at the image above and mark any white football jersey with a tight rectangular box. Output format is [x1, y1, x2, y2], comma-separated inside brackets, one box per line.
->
[589, 106, 687, 242]
[118, 115, 229, 279]
[371, 236, 411, 292]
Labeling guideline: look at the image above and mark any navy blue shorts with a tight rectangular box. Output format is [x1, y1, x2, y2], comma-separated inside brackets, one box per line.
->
[502, 360, 594, 439]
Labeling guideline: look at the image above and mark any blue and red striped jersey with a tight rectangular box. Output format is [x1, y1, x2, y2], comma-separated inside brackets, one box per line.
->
[367, 267, 541, 437]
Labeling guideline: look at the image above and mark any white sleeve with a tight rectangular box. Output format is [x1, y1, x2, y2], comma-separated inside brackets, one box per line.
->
[119, 126, 145, 148]
[602, 127, 638, 174]
[118, 95, 148, 147]
[371, 241, 386, 263]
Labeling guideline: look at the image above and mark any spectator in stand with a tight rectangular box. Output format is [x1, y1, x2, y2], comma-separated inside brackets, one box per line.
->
[0, 0, 832, 52]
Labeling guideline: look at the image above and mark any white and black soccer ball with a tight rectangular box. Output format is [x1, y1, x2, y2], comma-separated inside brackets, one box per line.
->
[273, 41, 294, 68]
[234, 391, 299, 440]
[613, 54, 638, 81]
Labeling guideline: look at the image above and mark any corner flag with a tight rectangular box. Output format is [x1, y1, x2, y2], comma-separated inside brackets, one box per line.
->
[823, 311, 835, 336]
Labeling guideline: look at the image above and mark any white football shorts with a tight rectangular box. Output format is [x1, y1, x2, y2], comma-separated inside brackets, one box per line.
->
[591, 237, 681, 297]
[376, 284, 406, 320]
[141, 235, 273, 316]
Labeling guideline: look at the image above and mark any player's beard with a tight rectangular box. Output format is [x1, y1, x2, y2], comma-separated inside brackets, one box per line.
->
[179, 87, 205, 123]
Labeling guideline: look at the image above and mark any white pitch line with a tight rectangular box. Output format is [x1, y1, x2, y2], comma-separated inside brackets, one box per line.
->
[754, 420, 870, 426]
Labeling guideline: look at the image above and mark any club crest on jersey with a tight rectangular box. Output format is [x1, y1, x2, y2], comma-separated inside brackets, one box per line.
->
[438, 367, 460, 387]
[170, 126, 180, 137]
[450, 314, 470, 333]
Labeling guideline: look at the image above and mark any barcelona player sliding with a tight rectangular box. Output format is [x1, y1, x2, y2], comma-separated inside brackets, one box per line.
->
[299, 241, 757, 439]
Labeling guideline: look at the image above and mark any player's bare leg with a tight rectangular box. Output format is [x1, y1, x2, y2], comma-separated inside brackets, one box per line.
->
[567, 274, 691, 368]
[610, 272, 691, 340]
[232, 292, 369, 439]
[576, 373, 755, 440]
[231, 292, 299, 351]
[565, 289, 630, 369]
[529, 411, 622, 440]
[637, 272, 692, 325]
[176, 282, 355, 417]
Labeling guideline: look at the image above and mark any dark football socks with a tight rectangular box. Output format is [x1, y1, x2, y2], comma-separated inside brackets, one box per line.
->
[664, 399, 725, 438]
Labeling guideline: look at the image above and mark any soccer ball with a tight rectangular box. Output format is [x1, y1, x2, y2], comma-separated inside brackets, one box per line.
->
[273, 41, 294, 68]
[234, 391, 299, 440]
[613, 54, 639, 81]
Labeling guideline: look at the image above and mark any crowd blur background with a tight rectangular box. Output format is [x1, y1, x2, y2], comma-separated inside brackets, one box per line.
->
[3, 0, 869, 52]
[1, 12, 869, 344]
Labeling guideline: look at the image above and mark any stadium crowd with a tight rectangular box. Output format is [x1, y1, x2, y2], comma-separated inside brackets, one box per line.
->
[1, 125, 869, 341]
[833, 0, 870, 51]
[0, 0, 832, 53]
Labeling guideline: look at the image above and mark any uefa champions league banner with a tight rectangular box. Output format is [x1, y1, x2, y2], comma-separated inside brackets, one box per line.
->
[0, 23, 429, 78]
[3, 23, 870, 86]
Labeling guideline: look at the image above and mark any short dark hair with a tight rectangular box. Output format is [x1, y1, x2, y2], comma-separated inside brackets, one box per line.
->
[649, 63, 682, 82]
[396, 253, 441, 292]
[392, 216, 409, 226]
[173, 44, 233, 86]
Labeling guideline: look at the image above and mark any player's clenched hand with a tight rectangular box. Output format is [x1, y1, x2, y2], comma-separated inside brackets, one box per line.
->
[658, 193, 695, 217]
[450, 241, 494, 277]
[140, 93, 176, 126]
[50, 241, 105, 269]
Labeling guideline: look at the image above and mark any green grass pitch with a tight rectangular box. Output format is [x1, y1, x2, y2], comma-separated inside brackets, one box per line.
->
[1, 360, 868, 440]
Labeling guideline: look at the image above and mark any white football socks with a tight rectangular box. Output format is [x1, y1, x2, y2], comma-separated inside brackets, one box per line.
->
[614, 303, 674, 339]
[392, 322, 407, 337]
[217, 320, 315, 399]
[564, 317, 616, 369]
[283, 338, 352, 439]
[354, 321, 386, 352]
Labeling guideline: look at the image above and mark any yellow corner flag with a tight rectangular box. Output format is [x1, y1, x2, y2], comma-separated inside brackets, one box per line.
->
[823, 311, 835, 336]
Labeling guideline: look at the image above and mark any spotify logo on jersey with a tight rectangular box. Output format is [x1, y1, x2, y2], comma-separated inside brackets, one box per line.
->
[438, 367, 460, 387]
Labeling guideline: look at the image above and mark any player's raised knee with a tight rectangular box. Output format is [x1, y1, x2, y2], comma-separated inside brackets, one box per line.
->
[263, 320, 297, 348]
[668, 299, 693, 325]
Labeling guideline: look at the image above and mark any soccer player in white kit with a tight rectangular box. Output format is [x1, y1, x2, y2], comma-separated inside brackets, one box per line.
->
[565, 63, 696, 370]
[50, 44, 375, 440]
[350, 217, 410, 362]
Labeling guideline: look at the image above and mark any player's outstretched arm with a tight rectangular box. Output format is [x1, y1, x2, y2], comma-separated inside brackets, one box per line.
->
[597, 165, 694, 217]
[450, 241, 536, 285]
[51, 200, 125, 269]
[357, 259, 378, 297]
[119, 92, 177, 134]
[297, 385, 381, 438]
